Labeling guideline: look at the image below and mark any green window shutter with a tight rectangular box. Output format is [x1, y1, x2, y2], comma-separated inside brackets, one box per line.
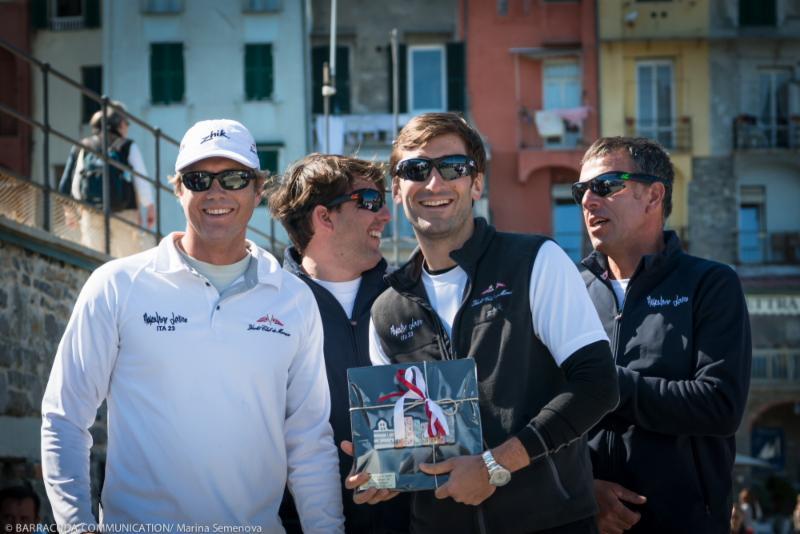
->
[169, 43, 184, 103]
[31, 0, 48, 29]
[311, 45, 349, 115]
[150, 44, 164, 104]
[257, 147, 279, 174]
[386, 44, 407, 113]
[84, 0, 101, 28]
[151, 43, 184, 104]
[81, 65, 102, 123]
[312, 46, 326, 114]
[334, 46, 350, 114]
[446, 42, 466, 112]
[245, 44, 273, 100]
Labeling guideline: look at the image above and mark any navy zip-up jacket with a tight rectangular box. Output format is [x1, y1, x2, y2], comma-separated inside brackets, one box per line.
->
[281, 247, 409, 534]
[582, 231, 752, 533]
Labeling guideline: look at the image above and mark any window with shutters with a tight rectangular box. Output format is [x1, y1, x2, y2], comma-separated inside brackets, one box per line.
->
[388, 42, 464, 114]
[81, 65, 102, 124]
[311, 45, 350, 114]
[245, 44, 274, 101]
[150, 43, 184, 105]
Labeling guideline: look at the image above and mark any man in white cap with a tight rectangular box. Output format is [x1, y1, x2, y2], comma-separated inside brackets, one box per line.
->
[41, 119, 344, 533]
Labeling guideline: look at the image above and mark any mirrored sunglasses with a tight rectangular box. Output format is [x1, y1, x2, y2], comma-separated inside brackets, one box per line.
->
[394, 154, 478, 182]
[181, 169, 256, 192]
[325, 188, 385, 213]
[571, 171, 666, 205]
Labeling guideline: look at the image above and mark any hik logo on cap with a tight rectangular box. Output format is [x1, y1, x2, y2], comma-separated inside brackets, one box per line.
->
[201, 129, 230, 144]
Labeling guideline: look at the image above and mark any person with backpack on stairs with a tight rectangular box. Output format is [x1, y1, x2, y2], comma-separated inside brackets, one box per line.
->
[59, 102, 155, 256]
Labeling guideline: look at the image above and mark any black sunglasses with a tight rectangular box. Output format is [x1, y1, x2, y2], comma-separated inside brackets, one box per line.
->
[571, 171, 666, 205]
[181, 169, 256, 192]
[325, 188, 385, 213]
[394, 154, 478, 182]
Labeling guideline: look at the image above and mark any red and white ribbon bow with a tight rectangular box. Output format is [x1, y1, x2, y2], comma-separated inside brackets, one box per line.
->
[378, 366, 450, 443]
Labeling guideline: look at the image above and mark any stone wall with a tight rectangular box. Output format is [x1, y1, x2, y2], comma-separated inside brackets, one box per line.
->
[0, 238, 106, 522]
[688, 156, 738, 264]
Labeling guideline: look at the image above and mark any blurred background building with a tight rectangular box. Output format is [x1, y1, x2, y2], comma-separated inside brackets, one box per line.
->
[0, 0, 798, 524]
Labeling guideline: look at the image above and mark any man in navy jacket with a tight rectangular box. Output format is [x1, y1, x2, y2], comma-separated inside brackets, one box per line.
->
[576, 137, 752, 533]
[269, 154, 409, 533]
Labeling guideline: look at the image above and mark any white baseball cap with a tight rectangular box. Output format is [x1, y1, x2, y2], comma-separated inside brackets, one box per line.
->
[175, 119, 260, 172]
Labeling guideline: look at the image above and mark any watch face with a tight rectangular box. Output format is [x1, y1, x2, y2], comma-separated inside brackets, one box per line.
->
[490, 468, 511, 487]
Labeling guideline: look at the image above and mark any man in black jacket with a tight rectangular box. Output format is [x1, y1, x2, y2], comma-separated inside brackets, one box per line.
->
[268, 154, 409, 533]
[357, 113, 619, 533]
[575, 137, 752, 534]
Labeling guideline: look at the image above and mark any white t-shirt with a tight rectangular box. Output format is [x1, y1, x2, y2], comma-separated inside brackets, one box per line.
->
[370, 240, 609, 367]
[313, 276, 362, 319]
[421, 267, 464, 339]
[610, 278, 629, 309]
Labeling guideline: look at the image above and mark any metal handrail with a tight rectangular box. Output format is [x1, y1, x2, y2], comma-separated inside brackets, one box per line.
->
[0, 36, 277, 256]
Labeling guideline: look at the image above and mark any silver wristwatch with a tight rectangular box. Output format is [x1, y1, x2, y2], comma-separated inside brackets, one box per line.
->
[481, 450, 511, 487]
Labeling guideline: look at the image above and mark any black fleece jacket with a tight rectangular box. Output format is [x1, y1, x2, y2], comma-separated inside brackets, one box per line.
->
[281, 247, 409, 534]
[582, 231, 752, 534]
[371, 219, 619, 533]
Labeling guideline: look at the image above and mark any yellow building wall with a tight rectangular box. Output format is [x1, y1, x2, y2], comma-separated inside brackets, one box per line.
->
[599, 40, 710, 233]
[599, 0, 709, 40]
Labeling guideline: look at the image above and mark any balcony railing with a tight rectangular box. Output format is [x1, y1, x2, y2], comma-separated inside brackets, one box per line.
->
[733, 115, 800, 150]
[751, 349, 800, 384]
[739, 230, 800, 265]
[518, 106, 590, 150]
[49, 16, 86, 31]
[624, 117, 692, 151]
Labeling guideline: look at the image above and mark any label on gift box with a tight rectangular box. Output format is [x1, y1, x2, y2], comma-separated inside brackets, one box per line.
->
[348, 359, 482, 492]
[360, 472, 397, 490]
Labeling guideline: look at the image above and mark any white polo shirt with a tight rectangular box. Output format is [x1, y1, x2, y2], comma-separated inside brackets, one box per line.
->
[42, 233, 343, 533]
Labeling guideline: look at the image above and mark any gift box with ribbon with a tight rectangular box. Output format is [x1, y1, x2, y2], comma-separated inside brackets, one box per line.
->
[347, 359, 482, 491]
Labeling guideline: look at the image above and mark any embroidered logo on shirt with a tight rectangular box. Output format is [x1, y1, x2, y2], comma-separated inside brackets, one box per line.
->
[142, 311, 188, 332]
[471, 281, 512, 308]
[389, 318, 423, 341]
[646, 295, 689, 308]
[248, 314, 290, 336]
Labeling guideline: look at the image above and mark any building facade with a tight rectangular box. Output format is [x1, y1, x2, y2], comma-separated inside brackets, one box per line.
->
[699, 0, 800, 501]
[465, 0, 599, 261]
[309, 0, 465, 264]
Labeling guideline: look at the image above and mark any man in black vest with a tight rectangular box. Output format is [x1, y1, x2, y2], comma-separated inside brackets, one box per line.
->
[269, 154, 409, 533]
[576, 137, 751, 533]
[356, 113, 619, 533]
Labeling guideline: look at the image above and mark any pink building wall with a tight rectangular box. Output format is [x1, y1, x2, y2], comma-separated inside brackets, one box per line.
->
[464, 0, 598, 235]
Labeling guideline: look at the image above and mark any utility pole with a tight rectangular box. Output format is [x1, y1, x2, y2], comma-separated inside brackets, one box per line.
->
[322, 0, 338, 152]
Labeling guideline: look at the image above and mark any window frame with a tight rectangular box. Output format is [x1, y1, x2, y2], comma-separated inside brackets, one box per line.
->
[635, 59, 676, 148]
[407, 44, 447, 114]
